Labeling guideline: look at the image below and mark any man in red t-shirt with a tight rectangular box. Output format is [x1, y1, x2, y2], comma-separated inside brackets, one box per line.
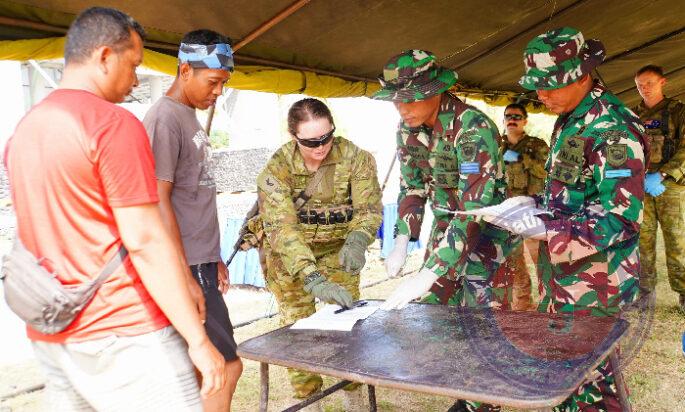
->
[5, 7, 225, 410]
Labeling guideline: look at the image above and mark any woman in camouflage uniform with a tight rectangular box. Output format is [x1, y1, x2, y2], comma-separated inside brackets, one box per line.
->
[256, 98, 382, 402]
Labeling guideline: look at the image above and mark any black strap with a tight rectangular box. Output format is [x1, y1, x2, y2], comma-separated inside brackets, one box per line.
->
[661, 105, 670, 137]
[91, 245, 128, 286]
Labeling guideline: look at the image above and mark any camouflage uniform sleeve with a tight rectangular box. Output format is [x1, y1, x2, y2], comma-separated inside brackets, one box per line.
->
[659, 101, 685, 183]
[396, 126, 428, 240]
[544, 128, 645, 264]
[525, 137, 550, 179]
[348, 149, 383, 244]
[257, 153, 317, 278]
[423, 112, 503, 276]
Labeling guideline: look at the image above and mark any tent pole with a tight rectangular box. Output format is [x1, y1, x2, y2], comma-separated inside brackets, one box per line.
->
[233, 0, 312, 52]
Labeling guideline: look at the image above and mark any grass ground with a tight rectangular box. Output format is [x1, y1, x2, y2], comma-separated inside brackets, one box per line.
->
[1, 239, 683, 411]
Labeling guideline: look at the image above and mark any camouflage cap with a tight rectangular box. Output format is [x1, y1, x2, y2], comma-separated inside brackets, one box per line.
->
[371, 49, 458, 102]
[519, 27, 605, 91]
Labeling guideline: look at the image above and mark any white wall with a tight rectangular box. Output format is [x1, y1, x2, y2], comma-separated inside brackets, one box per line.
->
[0, 61, 25, 150]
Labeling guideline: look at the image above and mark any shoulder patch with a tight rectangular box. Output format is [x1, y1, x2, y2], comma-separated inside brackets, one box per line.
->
[607, 144, 628, 167]
[459, 142, 477, 161]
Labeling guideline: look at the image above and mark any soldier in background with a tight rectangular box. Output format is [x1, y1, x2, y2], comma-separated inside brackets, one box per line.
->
[633, 64, 685, 313]
[500, 103, 549, 311]
[256, 98, 382, 409]
[489, 27, 647, 410]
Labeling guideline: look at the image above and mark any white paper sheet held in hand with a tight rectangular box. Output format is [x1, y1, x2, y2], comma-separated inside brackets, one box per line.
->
[453, 197, 552, 220]
[290, 303, 378, 331]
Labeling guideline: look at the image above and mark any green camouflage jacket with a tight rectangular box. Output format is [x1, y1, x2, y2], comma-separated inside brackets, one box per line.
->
[395, 92, 511, 284]
[537, 81, 648, 315]
[501, 134, 549, 196]
[633, 97, 685, 180]
[257, 136, 382, 278]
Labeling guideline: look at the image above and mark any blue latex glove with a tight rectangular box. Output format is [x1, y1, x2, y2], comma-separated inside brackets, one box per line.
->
[503, 149, 520, 163]
[644, 172, 666, 197]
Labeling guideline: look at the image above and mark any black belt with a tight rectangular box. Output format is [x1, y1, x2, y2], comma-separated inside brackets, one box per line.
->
[298, 208, 353, 225]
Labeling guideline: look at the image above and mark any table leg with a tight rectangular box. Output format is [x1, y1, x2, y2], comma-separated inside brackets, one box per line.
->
[367, 385, 376, 411]
[260, 363, 269, 412]
[609, 351, 632, 412]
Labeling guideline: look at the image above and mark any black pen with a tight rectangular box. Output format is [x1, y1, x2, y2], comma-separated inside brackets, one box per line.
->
[334, 301, 368, 314]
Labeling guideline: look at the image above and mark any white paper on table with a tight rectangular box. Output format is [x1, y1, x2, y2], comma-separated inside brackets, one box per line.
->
[290, 303, 378, 331]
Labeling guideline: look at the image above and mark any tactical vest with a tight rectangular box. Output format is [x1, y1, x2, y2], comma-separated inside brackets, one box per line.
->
[643, 104, 674, 172]
[503, 135, 546, 195]
[293, 163, 354, 244]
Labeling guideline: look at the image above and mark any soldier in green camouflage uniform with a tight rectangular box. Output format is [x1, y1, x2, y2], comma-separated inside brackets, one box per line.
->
[373, 50, 518, 311]
[633, 64, 685, 313]
[257, 98, 382, 400]
[488, 27, 648, 411]
[500, 103, 550, 311]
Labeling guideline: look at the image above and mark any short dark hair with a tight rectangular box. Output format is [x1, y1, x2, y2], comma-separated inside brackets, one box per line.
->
[287, 98, 334, 136]
[636, 64, 664, 78]
[504, 103, 527, 118]
[65, 7, 145, 65]
[181, 29, 233, 47]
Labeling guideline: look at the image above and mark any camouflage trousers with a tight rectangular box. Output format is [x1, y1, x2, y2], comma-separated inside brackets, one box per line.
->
[501, 242, 536, 311]
[264, 244, 360, 398]
[423, 217, 516, 308]
[639, 180, 685, 296]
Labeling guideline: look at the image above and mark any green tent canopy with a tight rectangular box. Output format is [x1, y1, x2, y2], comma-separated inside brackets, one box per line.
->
[0, 0, 683, 107]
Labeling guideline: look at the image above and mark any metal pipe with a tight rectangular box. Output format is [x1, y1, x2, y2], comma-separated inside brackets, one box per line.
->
[603, 26, 685, 65]
[450, 0, 589, 70]
[282, 380, 351, 412]
[368, 385, 377, 412]
[259, 363, 269, 412]
[233, 0, 311, 52]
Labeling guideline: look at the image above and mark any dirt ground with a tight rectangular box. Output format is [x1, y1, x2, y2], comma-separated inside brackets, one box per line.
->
[1, 240, 684, 411]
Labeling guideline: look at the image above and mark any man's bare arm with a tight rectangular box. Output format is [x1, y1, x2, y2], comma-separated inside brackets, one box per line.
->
[112, 203, 224, 396]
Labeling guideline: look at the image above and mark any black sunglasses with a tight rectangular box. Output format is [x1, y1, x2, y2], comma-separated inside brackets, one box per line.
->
[295, 127, 336, 148]
[504, 114, 525, 121]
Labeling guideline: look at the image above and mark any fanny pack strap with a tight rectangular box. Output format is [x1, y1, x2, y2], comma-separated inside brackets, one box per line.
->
[91, 245, 128, 286]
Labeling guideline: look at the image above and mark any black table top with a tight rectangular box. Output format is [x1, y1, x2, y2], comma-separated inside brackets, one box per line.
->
[238, 301, 628, 409]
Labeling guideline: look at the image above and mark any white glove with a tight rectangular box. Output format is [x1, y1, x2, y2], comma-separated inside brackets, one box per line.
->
[385, 234, 410, 278]
[380, 268, 439, 311]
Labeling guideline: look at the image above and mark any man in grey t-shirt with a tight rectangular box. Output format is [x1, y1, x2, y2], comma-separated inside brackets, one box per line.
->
[143, 29, 242, 412]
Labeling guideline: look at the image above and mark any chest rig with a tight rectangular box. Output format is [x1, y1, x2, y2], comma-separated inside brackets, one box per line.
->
[643, 105, 672, 171]
[293, 162, 354, 244]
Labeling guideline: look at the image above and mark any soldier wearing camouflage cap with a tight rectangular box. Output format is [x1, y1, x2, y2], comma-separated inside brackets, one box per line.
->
[374, 50, 517, 311]
[257, 98, 382, 408]
[633, 64, 685, 313]
[488, 27, 648, 411]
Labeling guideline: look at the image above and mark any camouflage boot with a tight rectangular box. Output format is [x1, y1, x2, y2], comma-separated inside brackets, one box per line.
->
[291, 397, 323, 412]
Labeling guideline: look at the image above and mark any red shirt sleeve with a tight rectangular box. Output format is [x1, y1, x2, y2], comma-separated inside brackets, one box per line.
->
[95, 111, 159, 207]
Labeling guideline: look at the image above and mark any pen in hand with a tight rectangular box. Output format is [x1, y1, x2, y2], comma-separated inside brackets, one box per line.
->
[334, 301, 368, 314]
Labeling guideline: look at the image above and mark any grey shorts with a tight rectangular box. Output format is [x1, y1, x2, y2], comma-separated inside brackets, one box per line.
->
[32, 326, 202, 411]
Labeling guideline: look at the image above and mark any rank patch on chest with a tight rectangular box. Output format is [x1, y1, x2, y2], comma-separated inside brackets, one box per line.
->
[459, 142, 477, 162]
[459, 161, 480, 174]
[607, 144, 627, 167]
[550, 162, 580, 184]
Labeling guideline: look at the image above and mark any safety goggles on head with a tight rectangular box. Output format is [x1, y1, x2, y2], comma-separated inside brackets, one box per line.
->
[504, 113, 525, 121]
[295, 127, 336, 148]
